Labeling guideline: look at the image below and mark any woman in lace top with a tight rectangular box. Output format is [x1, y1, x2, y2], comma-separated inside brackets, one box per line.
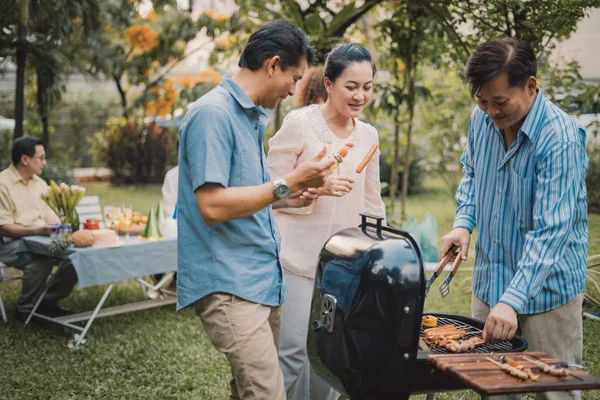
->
[267, 44, 386, 400]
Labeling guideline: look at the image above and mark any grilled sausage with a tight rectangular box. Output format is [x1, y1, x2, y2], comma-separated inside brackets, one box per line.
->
[356, 144, 378, 173]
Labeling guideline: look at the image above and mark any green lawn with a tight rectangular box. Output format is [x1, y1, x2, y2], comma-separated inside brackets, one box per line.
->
[0, 180, 599, 399]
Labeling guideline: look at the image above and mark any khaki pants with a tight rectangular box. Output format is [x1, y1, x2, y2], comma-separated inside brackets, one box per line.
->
[279, 270, 337, 400]
[472, 293, 583, 400]
[194, 293, 286, 400]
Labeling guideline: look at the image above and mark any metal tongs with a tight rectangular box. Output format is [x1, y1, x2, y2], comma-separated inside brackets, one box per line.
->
[424, 245, 461, 296]
[439, 248, 463, 297]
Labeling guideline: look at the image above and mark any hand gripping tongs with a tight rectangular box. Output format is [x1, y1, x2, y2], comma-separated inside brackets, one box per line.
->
[424, 245, 461, 296]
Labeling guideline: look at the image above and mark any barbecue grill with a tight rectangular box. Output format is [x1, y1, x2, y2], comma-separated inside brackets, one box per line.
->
[307, 214, 528, 400]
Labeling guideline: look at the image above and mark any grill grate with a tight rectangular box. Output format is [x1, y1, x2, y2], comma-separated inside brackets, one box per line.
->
[421, 316, 514, 354]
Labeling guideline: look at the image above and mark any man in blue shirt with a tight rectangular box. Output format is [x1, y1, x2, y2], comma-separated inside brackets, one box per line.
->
[441, 38, 587, 400]
[177, 20, 334, 400]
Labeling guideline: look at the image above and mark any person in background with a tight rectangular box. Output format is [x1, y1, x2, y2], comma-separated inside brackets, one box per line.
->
[161, 164, 179, 220]
[294, 65, 327, 110]
[0, 137, 77, 322]
[268, 43, 386, 400]
[440, 38, 588, 400]
[177, 20, 334, 400]
[147, 160, 179, 299]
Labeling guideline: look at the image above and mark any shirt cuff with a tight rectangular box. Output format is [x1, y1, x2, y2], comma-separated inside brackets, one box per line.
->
[499, 286, 529, 314]
[452, 214, 475, 233]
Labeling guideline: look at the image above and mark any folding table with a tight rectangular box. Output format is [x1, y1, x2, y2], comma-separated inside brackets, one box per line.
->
[17, 236, 177, 348]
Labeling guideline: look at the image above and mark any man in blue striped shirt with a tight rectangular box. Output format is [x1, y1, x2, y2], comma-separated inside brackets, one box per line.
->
[441, 38, 588, 400]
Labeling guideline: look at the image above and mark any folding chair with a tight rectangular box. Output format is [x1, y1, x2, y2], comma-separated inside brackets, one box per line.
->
[75, 195, 104, 229]
[0, 261, 23, 322]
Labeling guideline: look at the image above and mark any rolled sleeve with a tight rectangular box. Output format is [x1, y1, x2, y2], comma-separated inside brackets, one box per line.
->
[0, 184, 15, 226]
[500, 140, 587, 313]
[184, 105, 233, 191]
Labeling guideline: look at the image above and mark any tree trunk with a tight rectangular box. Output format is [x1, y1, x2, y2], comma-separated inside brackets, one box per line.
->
[36, 76, 50, 151]
[13, 0, 30, 140]
[400, 68, 416, 223]
[274, 103, 282, 133]
[389, 108, 401, 214]
[113, 74, 128, 118]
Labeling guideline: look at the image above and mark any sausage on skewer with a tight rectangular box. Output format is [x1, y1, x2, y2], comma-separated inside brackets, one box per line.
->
[523, 356, 570, 377]
[487, 357, 529, 380]
[356, 144, 378, 173]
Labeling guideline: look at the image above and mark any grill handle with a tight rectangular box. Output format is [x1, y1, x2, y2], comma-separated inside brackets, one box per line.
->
[360, 213, 384, 234]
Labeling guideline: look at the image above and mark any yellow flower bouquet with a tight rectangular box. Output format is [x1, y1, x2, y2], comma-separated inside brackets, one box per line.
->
[41, 180, 87, 230]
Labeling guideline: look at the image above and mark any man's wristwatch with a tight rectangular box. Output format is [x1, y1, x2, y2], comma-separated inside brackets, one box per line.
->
[273, 178, 291, 199]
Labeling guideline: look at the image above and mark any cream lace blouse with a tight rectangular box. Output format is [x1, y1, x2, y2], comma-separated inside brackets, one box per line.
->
[267, 105, 386, 279]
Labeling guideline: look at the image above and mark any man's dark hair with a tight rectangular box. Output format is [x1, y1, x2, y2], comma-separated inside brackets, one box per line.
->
[238, 19, 316, 71]
[464, 38, 537, 97]
[324, 43, 376, 83]
[12, 136, 43, 166]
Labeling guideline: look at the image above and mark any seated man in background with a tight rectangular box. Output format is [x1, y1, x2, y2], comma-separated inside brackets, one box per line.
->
[161, 163, 179, 221]
[148, 160, 179, 298]
[0, 136, 77, 322]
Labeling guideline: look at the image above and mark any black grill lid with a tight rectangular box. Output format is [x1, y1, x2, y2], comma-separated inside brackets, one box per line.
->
[308, 214, 426, 400]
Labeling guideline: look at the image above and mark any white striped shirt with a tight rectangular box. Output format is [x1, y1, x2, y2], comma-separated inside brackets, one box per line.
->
[453, 89, 588, 314]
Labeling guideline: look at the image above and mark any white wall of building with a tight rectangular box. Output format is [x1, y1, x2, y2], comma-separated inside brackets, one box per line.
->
[551, 8, 600, 82]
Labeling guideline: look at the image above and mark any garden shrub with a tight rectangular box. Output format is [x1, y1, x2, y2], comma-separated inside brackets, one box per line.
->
[588, 144, 600, 213]
[0, 129, 11, 169]
[90, 118, 177, 184]
[379, 151, 424, 196]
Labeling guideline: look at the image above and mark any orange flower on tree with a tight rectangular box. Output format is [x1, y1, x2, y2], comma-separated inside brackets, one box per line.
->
[126, 24, 159, 53]
[198, 69, 222, 85]
[144, 79, 178, 117]
[72, 17, 82, 28]
[173, 70, 221, 89]
[145, 11, 157, 22]
[215, 13, 231, 22]
[216, 38, 231, 50]
[205, 9, 216, 18]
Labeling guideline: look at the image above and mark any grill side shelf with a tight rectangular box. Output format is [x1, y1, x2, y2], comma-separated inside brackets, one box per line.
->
[426, 352, 600, 395]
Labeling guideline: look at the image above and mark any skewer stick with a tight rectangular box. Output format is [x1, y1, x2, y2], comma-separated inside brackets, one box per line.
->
[487, 357, 529, 380]
[523, 356, 547, 367]
[487, 357, 506, 368]
[523, 356, 570, 377]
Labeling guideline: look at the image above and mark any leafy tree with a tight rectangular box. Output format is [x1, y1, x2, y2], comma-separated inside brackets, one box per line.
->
[413, 0, 600, 65]
[235, 0, 384, 61]
[414, 68, 473, 195]
[375, 0, 446, 221]
[0, 0, 102, 145]
[84, 1, 239, 118]
[447, 0, 600, 58]
[84, 0, 195, 117]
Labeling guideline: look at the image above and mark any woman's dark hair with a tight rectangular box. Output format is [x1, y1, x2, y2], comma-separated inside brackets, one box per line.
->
[465, 38, 537, 97]
[323, 43, 376, 83]
[296, 65, 326, 107]
[239, 19, 316, 71]
[12, 136, 43, 166]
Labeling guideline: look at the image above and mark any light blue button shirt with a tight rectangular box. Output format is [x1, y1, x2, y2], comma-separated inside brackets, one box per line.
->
[176, 77, 285, 310]
[454, 89, 588, 314]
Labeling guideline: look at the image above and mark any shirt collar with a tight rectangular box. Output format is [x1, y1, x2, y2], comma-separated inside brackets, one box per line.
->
[220, 76, 271, 124]
[8, 164, 39, 185]
[517, 88, 545, 142]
